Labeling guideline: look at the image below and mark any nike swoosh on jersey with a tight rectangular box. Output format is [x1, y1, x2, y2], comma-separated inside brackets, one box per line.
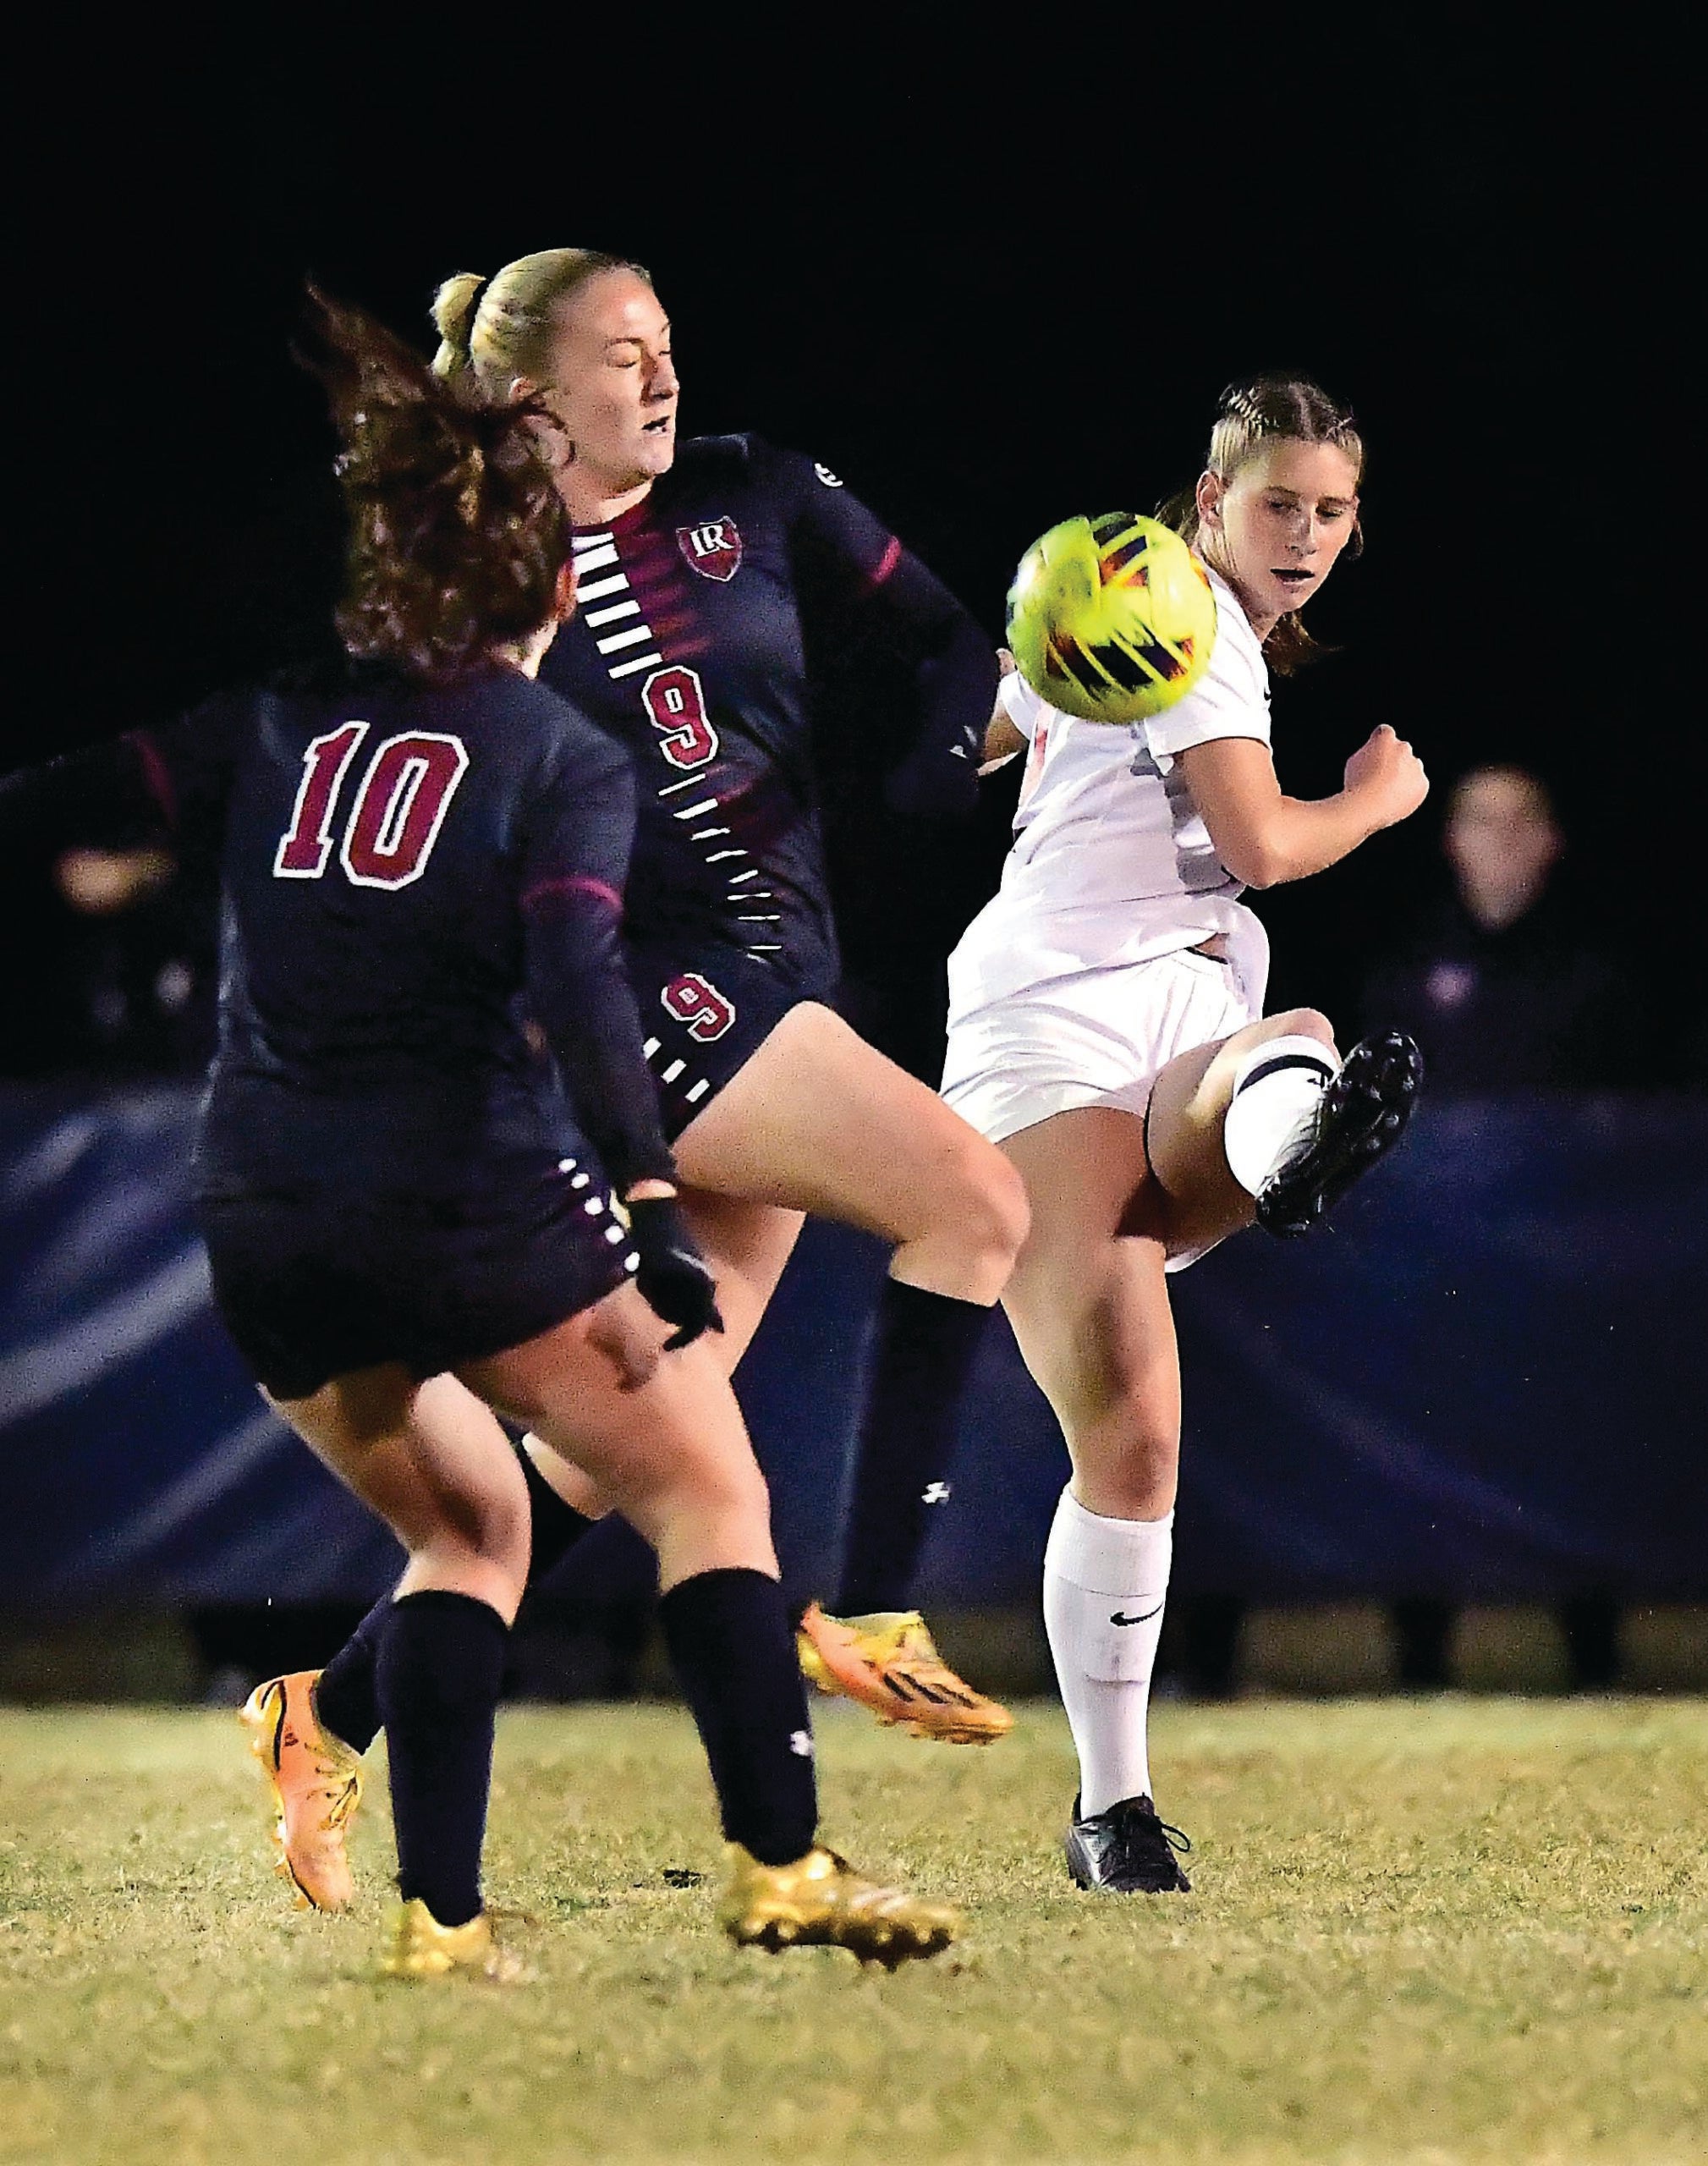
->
[1109, 1604, 1164, 1627]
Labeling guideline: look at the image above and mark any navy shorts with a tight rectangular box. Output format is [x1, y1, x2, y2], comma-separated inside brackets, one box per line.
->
[198, 1148, 634, 1402]
[624, 940, 825, 1144]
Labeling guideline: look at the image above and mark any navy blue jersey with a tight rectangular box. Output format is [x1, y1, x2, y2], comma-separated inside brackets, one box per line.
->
[539, 435, 995, 996]
[127, 665, 673, 1197]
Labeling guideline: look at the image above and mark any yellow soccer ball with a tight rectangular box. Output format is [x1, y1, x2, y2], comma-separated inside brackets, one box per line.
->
[1006, 513, 1218, 723]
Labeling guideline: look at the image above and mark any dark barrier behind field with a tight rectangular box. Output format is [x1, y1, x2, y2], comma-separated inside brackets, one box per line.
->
[3, 1085, 1705, 1613]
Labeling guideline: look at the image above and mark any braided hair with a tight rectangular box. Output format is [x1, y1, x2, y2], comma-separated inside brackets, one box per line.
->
[1159, 375, 1364, 674]
[295, 288, 572, 682]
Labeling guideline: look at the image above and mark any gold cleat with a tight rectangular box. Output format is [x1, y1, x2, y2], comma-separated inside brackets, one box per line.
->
[379, 1898, 529, 1983]
[796, 1604, 1014, 1745]
[239, 1670, 363, 1911]
[717, 1844, 960, 1968]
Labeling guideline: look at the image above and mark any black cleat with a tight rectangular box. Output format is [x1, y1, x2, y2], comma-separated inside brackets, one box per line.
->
[1256, 1029, 1423, 1239]
[1064, 1794, 1193, 1894]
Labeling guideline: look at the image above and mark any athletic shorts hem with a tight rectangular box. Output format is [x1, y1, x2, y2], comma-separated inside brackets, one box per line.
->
[942, 946, 1266, 1274]
[625, 939, 825, 1144]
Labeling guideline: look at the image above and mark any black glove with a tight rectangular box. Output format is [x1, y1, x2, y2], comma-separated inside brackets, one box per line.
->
[626, 1196, 724, 1352]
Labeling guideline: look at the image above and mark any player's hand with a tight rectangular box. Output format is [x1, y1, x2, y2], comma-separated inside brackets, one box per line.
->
[625, 1196, 724, 1351]
[997, 646, 1017, 676]
[1343, 725, 1429, 829]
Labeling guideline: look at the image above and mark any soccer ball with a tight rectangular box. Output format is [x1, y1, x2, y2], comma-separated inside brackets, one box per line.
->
[1006, 513, 1217, 723]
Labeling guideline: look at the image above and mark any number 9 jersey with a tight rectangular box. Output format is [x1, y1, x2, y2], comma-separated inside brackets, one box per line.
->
[537, 432, 997, 1138]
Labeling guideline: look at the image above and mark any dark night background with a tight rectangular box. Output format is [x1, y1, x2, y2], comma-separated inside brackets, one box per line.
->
[11, 21, 1695, 1071]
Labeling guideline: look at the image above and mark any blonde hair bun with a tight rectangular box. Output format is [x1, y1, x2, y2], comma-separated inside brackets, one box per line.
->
[430, 272, 488, 380]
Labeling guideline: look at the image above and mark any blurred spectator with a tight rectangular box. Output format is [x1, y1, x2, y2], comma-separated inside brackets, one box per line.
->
[1367, 764, 1633, 1691]
[1359, 764, 1645, 1090]
[1165, 766, 1644, 1700]
[0, 764, 219, 1080]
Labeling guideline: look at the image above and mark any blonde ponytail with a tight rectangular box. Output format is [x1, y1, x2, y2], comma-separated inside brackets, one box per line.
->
[426, 248, 649, 404]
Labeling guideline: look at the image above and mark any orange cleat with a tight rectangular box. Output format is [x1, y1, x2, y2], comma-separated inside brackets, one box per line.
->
[796, 1604, 1013, 1745]
[239, 1670, 364, 1911]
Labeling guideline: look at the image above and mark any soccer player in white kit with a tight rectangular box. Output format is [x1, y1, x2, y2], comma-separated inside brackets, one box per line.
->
[942, 377, 1429, 1891]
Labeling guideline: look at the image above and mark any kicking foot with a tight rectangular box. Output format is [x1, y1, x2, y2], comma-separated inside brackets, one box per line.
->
[796, 1605, 1013, 1744]
[1257, 1029, 1423, 1238]
[718, 1844, 960, 1967]
[239, 1670, 363, 1911]
[1065, 1795, 1193, 1894]
[380, 1899, 529, 1982]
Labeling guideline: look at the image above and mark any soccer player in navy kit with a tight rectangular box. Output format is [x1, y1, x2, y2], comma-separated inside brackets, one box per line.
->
[292, 246, 1029, 1809]
[140, 294, 958, 1975]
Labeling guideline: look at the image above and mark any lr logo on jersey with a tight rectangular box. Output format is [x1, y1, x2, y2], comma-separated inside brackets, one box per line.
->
[677, 517, 743, 582]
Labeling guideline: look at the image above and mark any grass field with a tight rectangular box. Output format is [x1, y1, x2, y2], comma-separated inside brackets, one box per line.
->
[1, 1698, 1703, 2165]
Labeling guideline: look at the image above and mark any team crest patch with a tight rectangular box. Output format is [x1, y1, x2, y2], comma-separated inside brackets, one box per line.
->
[677, 517, 743, 582]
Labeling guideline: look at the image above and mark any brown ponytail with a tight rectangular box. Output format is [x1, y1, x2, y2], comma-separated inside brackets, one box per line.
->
[1157, 375, 1364, 676]
[295, 288, 571, 682]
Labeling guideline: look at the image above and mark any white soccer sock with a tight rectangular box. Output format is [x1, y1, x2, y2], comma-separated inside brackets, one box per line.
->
[1042, 1488, 1174, 1817]
[1222, 1034, 1340, 1196]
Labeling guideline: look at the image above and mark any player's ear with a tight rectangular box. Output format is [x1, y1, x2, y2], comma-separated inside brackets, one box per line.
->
[553, 558, 577, 624]
[1195, 470, 1225, 529]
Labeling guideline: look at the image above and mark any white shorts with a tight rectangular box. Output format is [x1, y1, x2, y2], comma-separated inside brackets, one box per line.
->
[941, 937, 1267, 1267]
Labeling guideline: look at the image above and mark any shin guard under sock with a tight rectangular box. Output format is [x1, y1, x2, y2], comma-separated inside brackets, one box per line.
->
[658, 1567, 818, 1866]
[376, 1589, 508, 1929]
[1042, 1489, 1174, 1817]
[1222, 1035, 1339, 1196]
[311, 1441, 592, 1756]
[832, 1278, 991, 1616]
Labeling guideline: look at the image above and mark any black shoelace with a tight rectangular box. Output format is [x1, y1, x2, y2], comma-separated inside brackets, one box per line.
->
[1110, 1799, 1193, 1857]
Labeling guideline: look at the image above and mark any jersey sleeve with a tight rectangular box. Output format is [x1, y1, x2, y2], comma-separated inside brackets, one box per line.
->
[0, 695, 244, 854]
[126, 695, 248, 845]
[770, 442, 996, 818]
[519, 725, 675, 1190]
[1140, 613, 1271, 764]
[998, 670, 1049, 742]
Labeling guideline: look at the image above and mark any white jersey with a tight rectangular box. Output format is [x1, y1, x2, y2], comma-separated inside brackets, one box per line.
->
[947, 565, 1271, 1020]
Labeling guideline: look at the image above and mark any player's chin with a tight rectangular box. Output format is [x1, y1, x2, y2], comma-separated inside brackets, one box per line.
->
[638, 426, 678, 471]
[1268, 572, 1318, 608]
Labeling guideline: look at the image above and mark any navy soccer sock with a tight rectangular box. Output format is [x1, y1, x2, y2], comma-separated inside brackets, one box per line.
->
[312, 1595, 390, 1754]
[312, 1443, 592, 1755]
[832, 1278, 991, 1616]
[376, 1589, 509, 1929]
[657, 1568, 818, 1867]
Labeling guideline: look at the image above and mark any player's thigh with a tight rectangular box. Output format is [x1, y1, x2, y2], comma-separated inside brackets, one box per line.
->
[456, 1285, 770, 1547]
[678, 1187, 805, 1374]
[1144, 1006, 1337, 1238]
[674, 1001, 1026, 1252]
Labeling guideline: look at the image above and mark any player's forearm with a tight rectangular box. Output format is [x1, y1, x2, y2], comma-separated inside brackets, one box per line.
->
[1221, 790, 1381, 888]
[885, 617, 997, 819]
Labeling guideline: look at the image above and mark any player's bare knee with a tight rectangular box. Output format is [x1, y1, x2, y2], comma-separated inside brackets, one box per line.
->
[1268, 1006, 1337, 1053]
[937, 1135, 1030, 1273]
